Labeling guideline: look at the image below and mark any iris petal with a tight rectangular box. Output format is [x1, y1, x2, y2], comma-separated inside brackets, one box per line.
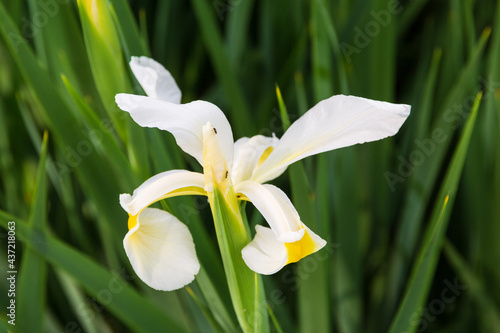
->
[236, 180, 304, 242]
[123, 208, 200, 290]
[242, 225, 326, 275]
[231, 135, 280, 185]
[116, 95, 234, 167]
[251, 95, 410, 183]
[129, 56, 182, 103]
[120, 170, 205, 216]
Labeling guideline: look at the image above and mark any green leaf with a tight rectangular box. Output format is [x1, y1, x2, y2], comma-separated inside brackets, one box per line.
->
[76, 0, 128, 139]
[190, 0, 254, 136]
[60, 75, 137, 188]
[209, 187, 269, 332]
[55, 269, 113, 333]
[289, 162, 331, 333]
[108, 0, 149, 57]
[16, 132, 49, 333]
[329, 148, 364, 333]
[294, 72, 308, 116]
[0, 2, 127, 263]
[186, 284, 226, 333]
[16, 94, 94, 252]
[76, 0, 152, 180]
[275, 84, 290, 130]
[0, 97, 22, 214]
[314, 0, 349, 94]
[388, 91, 482, 333]
[443, 240, 500, 332]
[386, 27, 490, 317]
[194, 268, 238, 333]
[310, 0, 333, 102]
[226, 0, 256, 68]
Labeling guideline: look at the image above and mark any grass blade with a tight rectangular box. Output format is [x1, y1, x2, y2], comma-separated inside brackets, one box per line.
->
[16, 132, 49, 333]
[443, 240, 500, 332]
[388, 91, 482, 333]
[190, 0, 254, 136]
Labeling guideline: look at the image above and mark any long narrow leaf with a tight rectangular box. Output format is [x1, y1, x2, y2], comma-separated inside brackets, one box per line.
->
[388, 92, 482, 333]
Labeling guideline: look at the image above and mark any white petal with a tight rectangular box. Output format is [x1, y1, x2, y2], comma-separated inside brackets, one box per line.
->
[235, 180, 304, 242]
[120, 170, 205, 216]
[130, 56, 182, 103]
[124, 208, 200, 291]
[242, 225, 327, 275]
[241, 225, 288, 275]
[251, 95, 411, 183]
[116, 94, 234, 166]
[231, 135, 281, 185]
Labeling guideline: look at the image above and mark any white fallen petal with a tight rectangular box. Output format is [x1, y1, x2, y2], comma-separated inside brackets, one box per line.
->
[235, 180, 304, 242]
[232, 134, 281, 185]
[120, 170, 205, 216]
[251, 95, 411, 183]
[116, 94, 234, 166]
[130, 56, 182, 103]
[123, 208, 200, 291]
[241, 225, 288, 275]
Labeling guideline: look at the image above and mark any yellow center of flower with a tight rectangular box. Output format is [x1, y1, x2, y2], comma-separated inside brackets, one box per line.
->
[128, 213, 138, 231]
[256, 146, 274, 167]
[285, 230, 316, 264]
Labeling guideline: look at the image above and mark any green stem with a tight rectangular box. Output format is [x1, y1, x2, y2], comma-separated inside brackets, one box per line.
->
[209, 186, 269, 333]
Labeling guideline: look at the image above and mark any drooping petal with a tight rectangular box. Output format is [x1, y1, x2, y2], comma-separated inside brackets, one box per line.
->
[232, 135, 281, 185]
[116, 94, 234, 166]
[241, 225, 288, 275]
[251, 95, 411, 183]
[129, 56, 182, 103]
[235, 180, 304, 242]
[284, 224, 326, 264]
[123, 208, 200, 290]
[120, 170, 205, 216]
[242, 225, 326, 275]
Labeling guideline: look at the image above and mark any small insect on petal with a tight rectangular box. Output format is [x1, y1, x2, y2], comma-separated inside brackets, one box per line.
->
[213, 127, 217, 134]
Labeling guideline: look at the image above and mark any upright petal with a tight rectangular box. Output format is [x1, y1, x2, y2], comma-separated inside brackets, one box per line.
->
[202, 123, 230, 193]
[242, 225, 326, 275]
[251, 95, 411, 183]
[232, 135, 280, 185]
[130, 56, 182, 103]
[120, 170, 205, 216]
[124, 208, 200, 290]
[116, 94, 234, 166]
[235, 180, 304, 242]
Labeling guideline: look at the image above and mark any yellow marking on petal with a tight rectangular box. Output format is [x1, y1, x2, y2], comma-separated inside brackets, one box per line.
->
[161, 186, 207, 199]
[128, 213, 138, 231]
[256, 146, 274, 168]
[285, 230, 317, 264]
[236, 193, 250, 201]
[125, 186, 206, 231]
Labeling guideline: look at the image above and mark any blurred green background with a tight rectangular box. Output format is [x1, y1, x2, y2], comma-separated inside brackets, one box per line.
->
[0, 0, 499, 332]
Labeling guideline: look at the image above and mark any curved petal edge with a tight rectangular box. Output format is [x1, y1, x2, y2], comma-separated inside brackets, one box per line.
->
[242, 225, 327, 275]
[123, 208, 200, 291]
[130, 56, 182, 103]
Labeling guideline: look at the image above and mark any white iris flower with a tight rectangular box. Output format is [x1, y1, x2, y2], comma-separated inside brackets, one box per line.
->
[116, 56, 410, 291]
